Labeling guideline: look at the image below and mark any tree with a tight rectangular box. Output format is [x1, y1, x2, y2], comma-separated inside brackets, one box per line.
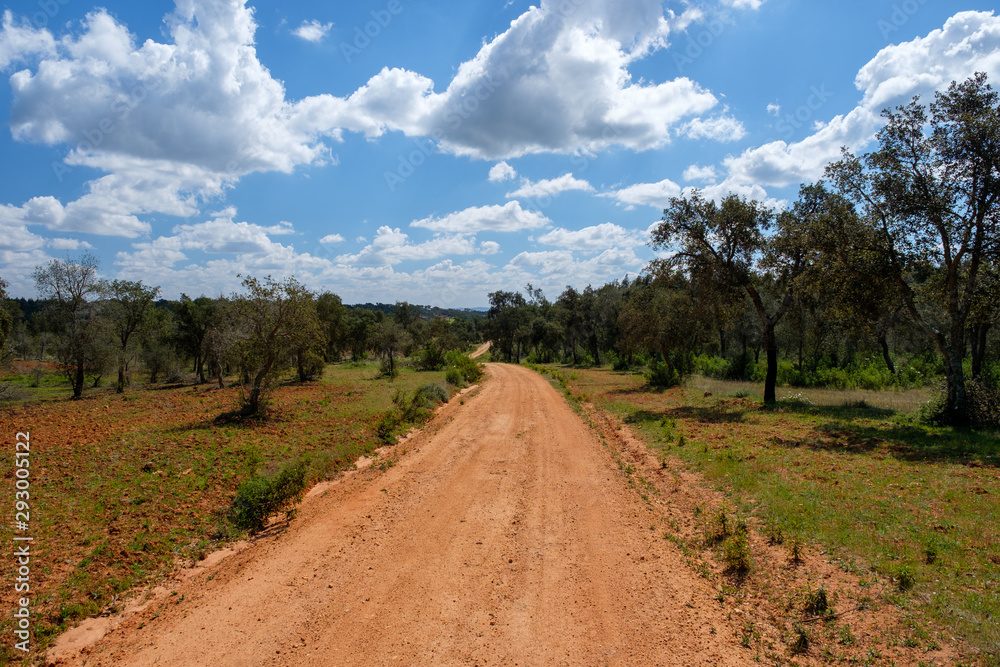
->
[485, 290, 527, 362]
[229, 275, 323, 417]
[101, 279, 160, 392]
[345, 308, 376, 361]
[174, 295, 218, 383]
[316, 292, 348, 361]
[140, 306, 180, 384]
[0, 278, 12, 360]
[826, 73, 1000, 424]
[371, 319, 411, 378]
[650, 191, 806, 404]
[32, 255, 102, 399]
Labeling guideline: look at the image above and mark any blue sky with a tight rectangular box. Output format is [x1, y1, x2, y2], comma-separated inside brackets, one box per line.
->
[1, 0, 998, 307]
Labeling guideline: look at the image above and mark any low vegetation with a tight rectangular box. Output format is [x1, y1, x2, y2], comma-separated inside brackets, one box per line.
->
[0, 358, 457, 661]
[544, 363, 999, 664]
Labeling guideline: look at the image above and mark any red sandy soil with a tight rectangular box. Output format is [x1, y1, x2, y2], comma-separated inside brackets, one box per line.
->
[56, 363, 747, 666]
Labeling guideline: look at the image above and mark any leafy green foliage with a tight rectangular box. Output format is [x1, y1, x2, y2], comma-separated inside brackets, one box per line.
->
[416, 340, 447, 371]
[444, 350, 484, 386]
[228, 274, 324, 417]
[376, 382, 450, 444]
[229, 459, 309, 533]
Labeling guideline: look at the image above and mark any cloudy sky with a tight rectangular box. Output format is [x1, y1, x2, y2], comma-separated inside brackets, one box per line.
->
[1, 0, 998, 306]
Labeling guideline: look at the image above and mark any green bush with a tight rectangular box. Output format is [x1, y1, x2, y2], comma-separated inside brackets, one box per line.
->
[968, 378, 1000, 428]
[646, 351, 693, 388]
[694, 354, 730, 378]
[416, 342, 447, 371]
[722, 532, 753, 575]
[444, 351, 483, 385]
[299, 349, 326, 381]
[378, 383, 451, 444]
[646, 360, 679, 388]
[377, 357, 398, 379]
[229, 459, 309, 533]
[445, 366, 464, 386]
[726, 352, 757, 381]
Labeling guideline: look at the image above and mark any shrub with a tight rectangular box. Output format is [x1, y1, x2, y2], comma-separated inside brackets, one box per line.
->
[298, 349, 325, 381]
[647, 351, 695, 388]
[608, 350, 633, 371]
[229, 459, 309, 533]
[803, 586, 830, 616]
[694, 354, 729, 378]
[378, 383, 450, 444]
[445, 351, 483, 385]
[790, 625, 810, 654]
[445, 367, 464, 386]
[646, 360, 679, 388]
[377, 357, 398, 379]
[376, 412, 403, 444]
[722, 532, 753, 576]
[416, 342, 447, 371]
[968, 378, 1000, 428]
[726, 352, 757, 381]
[896, 564, 916, 592]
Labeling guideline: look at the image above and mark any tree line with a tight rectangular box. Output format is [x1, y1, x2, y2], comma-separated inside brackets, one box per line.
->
[0, 267, 483, 416]
[485, 74, 1000, 426]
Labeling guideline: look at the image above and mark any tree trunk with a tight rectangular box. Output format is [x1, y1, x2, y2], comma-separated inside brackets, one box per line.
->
[970, 323, 990, 380]
[763, 324, 778, 405]
[878, 333, 896, 375]
[589, 330, 600, 366]
[117, 364, 126, 393]
[944, 351, 968, 425]
[73, 359, 85, 399]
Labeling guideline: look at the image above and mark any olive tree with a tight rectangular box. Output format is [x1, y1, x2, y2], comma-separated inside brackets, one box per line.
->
[650, 191, 810, 404]
[229, 275, 323, 417]
[826, 73, 1000, 424]
[32, 255, 102, 399]
[101, 279, 160, 393]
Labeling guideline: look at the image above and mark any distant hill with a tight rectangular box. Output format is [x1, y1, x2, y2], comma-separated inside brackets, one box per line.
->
[346, 303, 486, 319]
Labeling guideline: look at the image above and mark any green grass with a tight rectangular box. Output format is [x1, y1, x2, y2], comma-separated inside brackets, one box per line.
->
[551, 366, 1000, 664]
[0, 360, 449, 662]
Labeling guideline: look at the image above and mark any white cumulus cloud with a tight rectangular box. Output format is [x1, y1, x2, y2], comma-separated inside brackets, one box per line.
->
[538, 222, 646, 250]
[410, 201, 550, 233]
[489, 161, 517, 182]
[506, 173, 594, 199]
[293, 20, 333, 43]
[603, 178, 681, 209]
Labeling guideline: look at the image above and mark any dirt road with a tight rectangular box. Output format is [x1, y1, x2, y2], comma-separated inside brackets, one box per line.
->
[75, 364, 745, 665]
